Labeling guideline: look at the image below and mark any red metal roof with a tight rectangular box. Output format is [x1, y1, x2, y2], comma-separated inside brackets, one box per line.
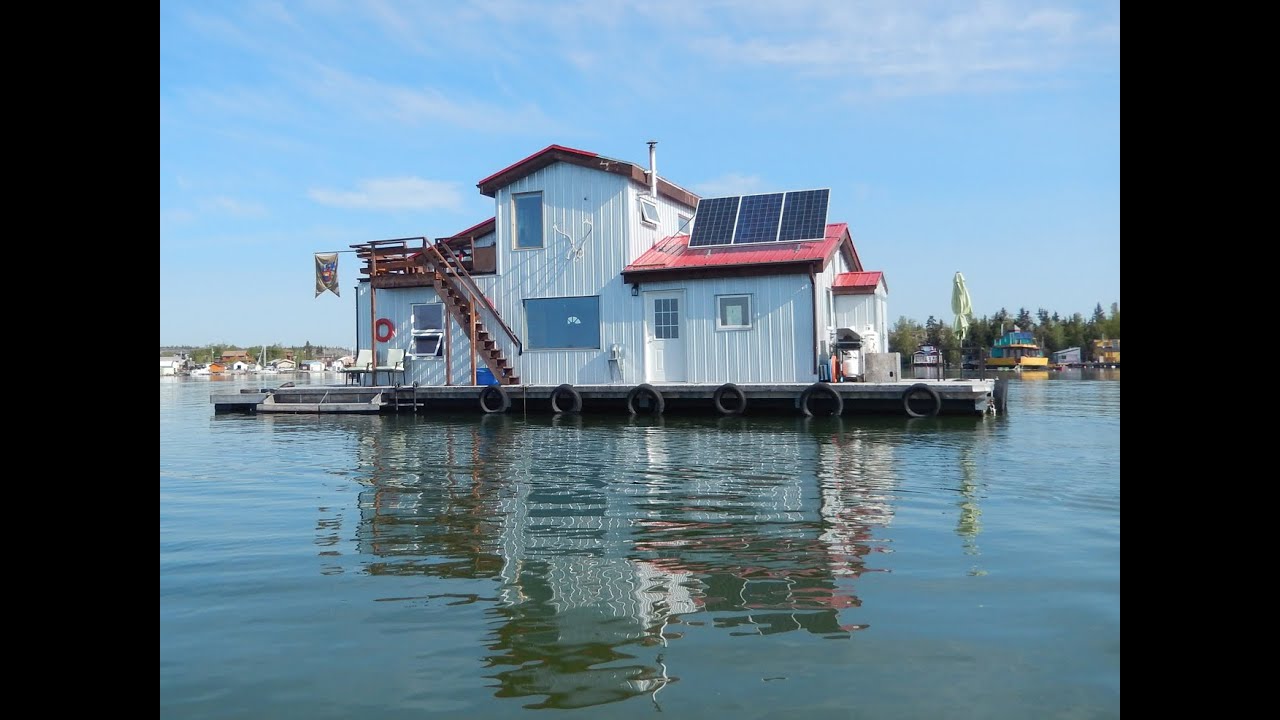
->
[832, 271, 886, 294]
[475, 144, 700, 207]
[441, 217, 495, 240]
[623, 223, 850, 280]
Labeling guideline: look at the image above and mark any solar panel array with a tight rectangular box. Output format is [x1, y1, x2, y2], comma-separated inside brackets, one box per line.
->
[688, 189, 830, 247]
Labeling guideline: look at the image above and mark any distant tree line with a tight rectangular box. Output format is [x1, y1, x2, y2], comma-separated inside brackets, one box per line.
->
[159, 342, 352, 365]
[888, 302, 1120, 366]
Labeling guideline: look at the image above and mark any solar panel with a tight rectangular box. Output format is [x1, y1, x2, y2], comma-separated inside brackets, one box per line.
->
[732, 192, 784, 244]
[688, 196, 740, 247]
[777, 189, 830, 242]
[689, 189, 829, 247]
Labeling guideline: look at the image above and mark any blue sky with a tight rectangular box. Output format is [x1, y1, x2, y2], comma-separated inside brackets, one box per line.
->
[160, 1, 1120, 350]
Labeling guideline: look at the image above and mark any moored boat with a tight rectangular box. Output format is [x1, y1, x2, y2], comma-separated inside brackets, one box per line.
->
[987, 330, 1049, 369]
[911, 344, 941, 366]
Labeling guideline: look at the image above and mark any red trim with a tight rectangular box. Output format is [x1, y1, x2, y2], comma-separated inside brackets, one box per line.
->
[476, 144, 598, 188]
[623, 223, 848, 280]
[441, 217, 496, 240]
[832, 271, 885, 295]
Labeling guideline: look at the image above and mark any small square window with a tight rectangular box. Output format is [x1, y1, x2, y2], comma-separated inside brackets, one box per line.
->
[639, 199, 659, 226]
[413, 333, 444, 357]
[412, 303, 444, 332]
[717, 294, 752, 330]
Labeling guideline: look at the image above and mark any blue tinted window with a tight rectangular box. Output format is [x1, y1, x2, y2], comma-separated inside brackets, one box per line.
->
[514, 193, 543, 249]
[525, 296, 600, 349]
[412, 303, 444, 332]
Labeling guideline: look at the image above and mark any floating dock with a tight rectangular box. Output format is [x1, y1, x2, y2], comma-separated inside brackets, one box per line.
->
[211, 379, 1005, 418]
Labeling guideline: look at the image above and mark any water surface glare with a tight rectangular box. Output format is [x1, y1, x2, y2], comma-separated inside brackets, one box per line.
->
[160, 370, 1120, 719]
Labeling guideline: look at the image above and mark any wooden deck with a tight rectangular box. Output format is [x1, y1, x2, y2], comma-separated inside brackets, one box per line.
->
[212, 379, 1006, 417]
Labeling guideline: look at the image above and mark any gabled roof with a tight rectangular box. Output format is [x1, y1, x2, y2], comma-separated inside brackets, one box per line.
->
[832, 271, 886, 295]
[622, 223, 856, 282]
[476, 144, 699, 208]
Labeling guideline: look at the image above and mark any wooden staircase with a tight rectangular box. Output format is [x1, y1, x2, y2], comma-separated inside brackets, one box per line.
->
[420, 242, 521, 386]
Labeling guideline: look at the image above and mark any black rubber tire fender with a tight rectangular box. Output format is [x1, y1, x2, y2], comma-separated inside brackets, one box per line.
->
[549, 383, 582, 413]
[478, 384, 511, 414]
[625, 383, 665, 415]
[993, 378, 1009, 414]
[799, 382, 843, 417]
[902, 383, 942, 417]
[712, 383, 747, 416]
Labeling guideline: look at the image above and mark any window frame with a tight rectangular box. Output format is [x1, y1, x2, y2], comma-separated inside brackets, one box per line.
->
[523, 295, 602, 351]
[410, 302, 446, 359]
[677, 213, 692, 235]
[512, 191, 544, 250]
[639, 198, 660, 226]
[715, 294, 753, 331]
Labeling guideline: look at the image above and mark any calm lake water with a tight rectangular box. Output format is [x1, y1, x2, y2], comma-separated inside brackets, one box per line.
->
[160, 370, 1120, 719]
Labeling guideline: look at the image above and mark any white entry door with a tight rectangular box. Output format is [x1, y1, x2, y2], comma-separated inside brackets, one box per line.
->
[645, 291, 687, 382]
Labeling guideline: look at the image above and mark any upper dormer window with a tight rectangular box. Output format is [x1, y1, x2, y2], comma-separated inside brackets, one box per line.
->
[639, 198, 659, 226]
[513, 192, 544, 249]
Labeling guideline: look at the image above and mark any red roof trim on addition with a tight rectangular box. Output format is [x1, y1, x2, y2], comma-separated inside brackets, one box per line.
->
[441, 217, 496, 240]
[622, 223, 852, 282]
[832, 271, 886, 295]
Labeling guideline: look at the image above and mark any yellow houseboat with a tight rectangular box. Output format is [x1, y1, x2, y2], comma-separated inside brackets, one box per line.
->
[988, 330, 1049, 369]
[1092, 338, 1120, 367]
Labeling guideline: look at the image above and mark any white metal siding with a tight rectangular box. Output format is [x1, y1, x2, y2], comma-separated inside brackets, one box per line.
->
[833, 278, 889, 354]
[638, 275, 816, 383]
[353, 159, 839, 385]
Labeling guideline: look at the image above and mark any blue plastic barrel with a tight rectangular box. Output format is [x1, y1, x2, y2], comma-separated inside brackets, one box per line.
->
[475, 368, 497, 386]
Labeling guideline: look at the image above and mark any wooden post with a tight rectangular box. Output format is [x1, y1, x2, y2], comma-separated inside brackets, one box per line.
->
[469, 289, 477, 385]
[369, 254, 378, 387]
[445, 310, 452, 386]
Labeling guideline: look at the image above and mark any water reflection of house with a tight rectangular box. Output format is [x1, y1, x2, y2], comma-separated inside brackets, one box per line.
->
[347, 416, 902, 710]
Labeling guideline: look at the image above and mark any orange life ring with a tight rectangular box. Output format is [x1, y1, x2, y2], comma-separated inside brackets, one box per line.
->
[374, 318, 395, 342]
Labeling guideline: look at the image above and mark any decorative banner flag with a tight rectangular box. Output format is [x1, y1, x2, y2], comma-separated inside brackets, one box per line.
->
[315, 253, 340, 297]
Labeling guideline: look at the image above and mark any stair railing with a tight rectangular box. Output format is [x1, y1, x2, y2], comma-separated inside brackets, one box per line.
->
[421, 239, 522, 355]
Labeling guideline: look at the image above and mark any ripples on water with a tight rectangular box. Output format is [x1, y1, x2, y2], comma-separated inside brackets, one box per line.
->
[160, 370, 1120, 719]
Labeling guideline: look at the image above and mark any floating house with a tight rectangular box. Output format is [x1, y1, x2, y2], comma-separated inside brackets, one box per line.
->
[347, 143, 890, 388]
[911, 344, 941, 366]
[160, 354, 189, 376]
[1093, 338, 1120, 366]
[1051, 347, 1082, 366]
[987, 330, 1048, 369]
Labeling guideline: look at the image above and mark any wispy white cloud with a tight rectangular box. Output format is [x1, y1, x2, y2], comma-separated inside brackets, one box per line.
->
[209, 196, 268, 217]
[161, 208, 196, 226]
[376, 0, 1115, 99]
[695, 173, 768, 197]
[308, 177, 465, 211]
[688, 1, 1116, 97]
[298, 64, 558, 134]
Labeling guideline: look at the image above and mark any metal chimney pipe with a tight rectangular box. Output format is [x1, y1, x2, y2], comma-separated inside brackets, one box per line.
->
[647, 140, 658, 198]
